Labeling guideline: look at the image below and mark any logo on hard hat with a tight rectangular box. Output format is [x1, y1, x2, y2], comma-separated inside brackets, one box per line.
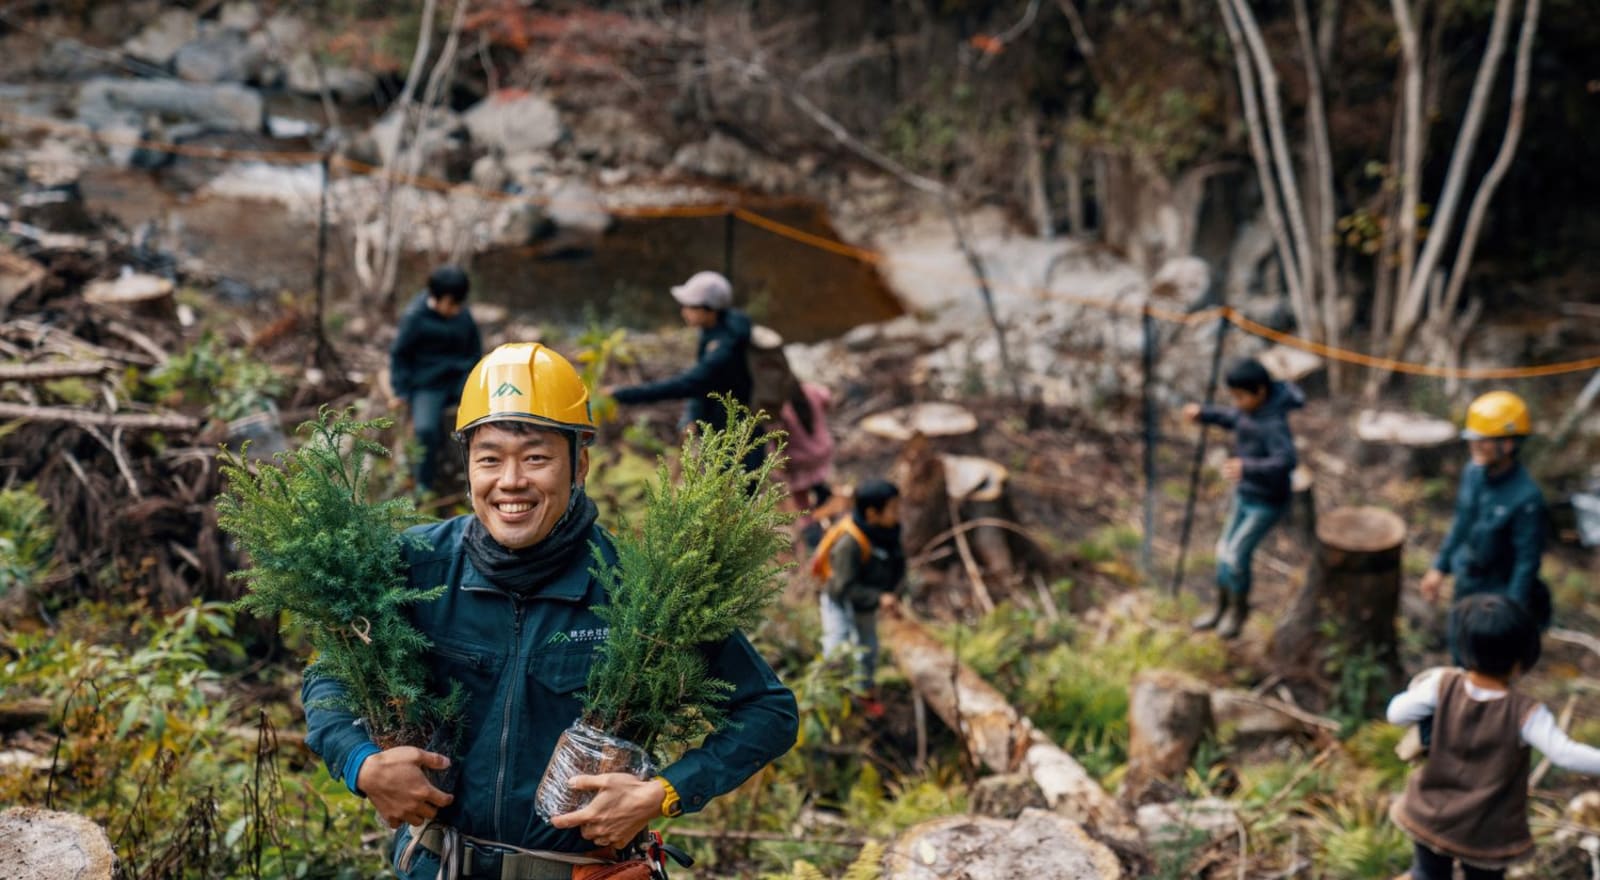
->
[492, 382, 523, 398]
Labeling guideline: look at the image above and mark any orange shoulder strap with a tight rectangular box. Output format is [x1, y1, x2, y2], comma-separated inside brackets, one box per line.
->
[809, 517, 872, 579]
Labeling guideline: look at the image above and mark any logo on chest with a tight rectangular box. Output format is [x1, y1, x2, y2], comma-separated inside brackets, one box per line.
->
[545, 627, 608, 646]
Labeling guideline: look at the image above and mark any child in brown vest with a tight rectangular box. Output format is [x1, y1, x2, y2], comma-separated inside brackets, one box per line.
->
[1387, 593, 1600, 879]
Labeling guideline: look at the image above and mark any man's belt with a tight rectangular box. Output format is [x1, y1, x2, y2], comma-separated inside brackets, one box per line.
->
[412, 824, 616, 880]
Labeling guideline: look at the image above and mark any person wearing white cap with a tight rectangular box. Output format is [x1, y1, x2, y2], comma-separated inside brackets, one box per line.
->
[609, 271, 759, 454]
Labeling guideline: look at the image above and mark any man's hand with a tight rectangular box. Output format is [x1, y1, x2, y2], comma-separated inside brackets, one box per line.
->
[356, 747, 454, 829]
[1419, 569, 1447, 603]
[549, 774, 666, 850]
[1183, 403, 1203, 423]
[879, 593, 899, 611]
[1221, 458, 1244, 481]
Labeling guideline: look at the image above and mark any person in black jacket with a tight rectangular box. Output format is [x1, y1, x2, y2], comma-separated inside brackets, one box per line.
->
[1183, 358, 1305, 639]
[389, 265, 482, 493]
[608, 271, 761, 468]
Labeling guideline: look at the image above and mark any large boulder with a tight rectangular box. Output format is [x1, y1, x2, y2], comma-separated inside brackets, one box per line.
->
[462, 92, 563, 154]
[545, 179, 611, 234]
[671, 132, 800, 191]
[78, 78, 264, 132]
[1125, 670, 1213, 789]
[219, 1, 263, 32]
[366, 106, 470, 180]
[0, 807, 117, 880]
[284, 53, 377, 103]
[173, 32, 264, 83]
[885, 809, 1123, 880]
[570, 107, 669, 165]
[122, 9, 199, 66]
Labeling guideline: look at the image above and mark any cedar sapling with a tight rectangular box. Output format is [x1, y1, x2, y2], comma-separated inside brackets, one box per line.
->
[537, 398, 791, 814]
[216, 406, 460, 749]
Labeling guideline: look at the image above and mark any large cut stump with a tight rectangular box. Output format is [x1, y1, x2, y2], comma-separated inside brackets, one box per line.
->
[893, 432, 952, 566]
[880, 608, 1142, 847]
[0, 807, 117, 880]
[1270, 507, 1406, 698]
[941, 454, 1019, 585]
[1355, 410, 1458, 478]
[860, 402, 978, 445]
[1124, 670, 1213, 795]
[885, 809, 1123, 880]
[1287, 464, 1317, 544]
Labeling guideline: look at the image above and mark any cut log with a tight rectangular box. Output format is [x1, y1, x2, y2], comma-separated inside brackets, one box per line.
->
[0, 807, 117, 880]
[0, 361, 116, 382]
[1354, 409, 1459, 478]
[859, 402, 978, 444]
[1270, 507, 1406, 702]
[84, 272, 177, 323]
[879, 608, 1142, 847]
[884, 809, 1123, 880]
[0, 401, 200, 432]
[1124, 670, 1213, 790]
[0, 697, 53, 732]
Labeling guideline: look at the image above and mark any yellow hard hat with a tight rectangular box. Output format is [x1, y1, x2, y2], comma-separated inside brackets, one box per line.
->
[1462, 390, 1531, 439]
[455, 343, 596, 444]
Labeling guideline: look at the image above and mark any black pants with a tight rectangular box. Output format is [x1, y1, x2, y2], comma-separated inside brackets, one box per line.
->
[1411, 842, 1504, 880]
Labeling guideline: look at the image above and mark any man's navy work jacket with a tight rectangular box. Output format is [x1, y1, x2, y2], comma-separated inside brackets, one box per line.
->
[611, 309, 754, 432]
[1435, 461, 1549, 626]
[303, 516, 799, 870]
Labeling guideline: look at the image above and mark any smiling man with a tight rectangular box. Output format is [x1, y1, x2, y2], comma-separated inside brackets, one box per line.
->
[302, 342, 798, 879]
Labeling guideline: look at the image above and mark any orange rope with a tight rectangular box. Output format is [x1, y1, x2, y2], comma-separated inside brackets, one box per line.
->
[7, 107, 1599, 380]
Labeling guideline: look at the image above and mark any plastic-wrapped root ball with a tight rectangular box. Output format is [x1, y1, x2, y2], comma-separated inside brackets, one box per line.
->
[535, 721, 655, 819]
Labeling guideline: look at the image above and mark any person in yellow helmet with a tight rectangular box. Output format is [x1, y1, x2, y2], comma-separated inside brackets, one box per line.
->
[303, 343, 798, 879]
[1421, 391, 1551, 639]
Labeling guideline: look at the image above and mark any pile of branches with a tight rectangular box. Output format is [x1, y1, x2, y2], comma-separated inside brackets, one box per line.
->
[0, 235, 328, 614]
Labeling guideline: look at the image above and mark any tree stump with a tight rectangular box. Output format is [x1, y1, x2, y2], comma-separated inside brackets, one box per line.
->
[1354, 410, 1459, 478]
[941, 454, 1018, 584]
[84, 272, 177, 324]
[893, 432, 952, 564]
[1270, 507, 1406, 697]
[884, 809, 1123, 880]
[860, 402, 978, 446]
[1124, 670, 1213, 794]
[0, 807, 117, 880]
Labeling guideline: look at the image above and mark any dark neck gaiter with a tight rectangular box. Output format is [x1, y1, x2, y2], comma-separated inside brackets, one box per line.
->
[462, 491, 600, 597]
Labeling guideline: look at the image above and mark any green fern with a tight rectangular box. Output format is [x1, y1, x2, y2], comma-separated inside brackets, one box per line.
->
[582, 396, 792, 751]
[842, 841, 885, 880]
[217, 406, 457, 747]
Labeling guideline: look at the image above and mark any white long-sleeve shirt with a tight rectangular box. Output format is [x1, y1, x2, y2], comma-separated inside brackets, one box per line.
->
[1387, 667, 1600, 775]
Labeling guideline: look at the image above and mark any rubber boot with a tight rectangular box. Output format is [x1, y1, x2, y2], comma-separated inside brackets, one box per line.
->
[1218, 595, 1249, 639]
[1192, 590, 1229, 631]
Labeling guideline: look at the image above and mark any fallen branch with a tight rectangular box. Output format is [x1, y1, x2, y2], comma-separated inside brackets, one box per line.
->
[1215, 690, 1340, 733]
[880, 607, 1142, 847]
[0, 402, 200, 432]
[0, 361, 115, 381]
[1550, 628, 1600, 662]
[947, 494, 996, 614]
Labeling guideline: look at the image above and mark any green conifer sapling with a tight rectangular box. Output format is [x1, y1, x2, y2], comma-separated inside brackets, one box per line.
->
[217, 407, 459, 748]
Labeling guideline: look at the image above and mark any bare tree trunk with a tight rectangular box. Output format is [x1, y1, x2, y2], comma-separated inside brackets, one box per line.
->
[1064, 131, 1087, 235]
[1293, 0, 1343, 387]
[1437, 0, 1540, 319]
[1216, 0, 1313, 336]
[1390, 0, 1424, 312]
[1022, 113, 1053, 238]
[1225, 0, 1322, 344]
[1387, 0, 1517, 359]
